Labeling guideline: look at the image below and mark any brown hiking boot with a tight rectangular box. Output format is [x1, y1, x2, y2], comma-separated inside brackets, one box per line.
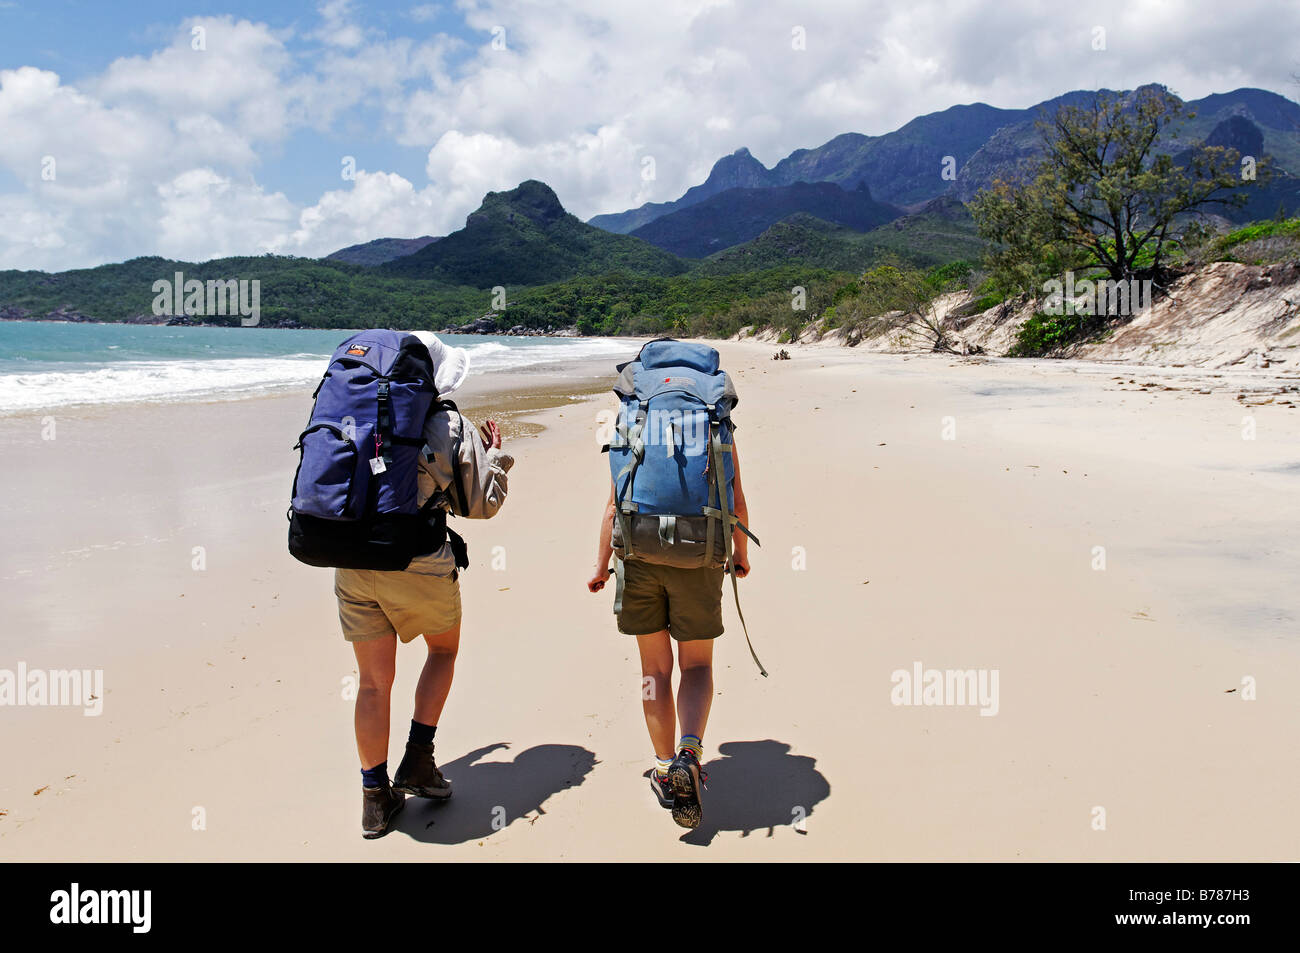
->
[361, 783, 404, 839]
[392, 741, 453, 799]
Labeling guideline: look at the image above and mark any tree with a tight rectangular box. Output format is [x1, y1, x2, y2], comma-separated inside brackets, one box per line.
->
[849, 262, 964, 353]
[971, 87, 1256, 294]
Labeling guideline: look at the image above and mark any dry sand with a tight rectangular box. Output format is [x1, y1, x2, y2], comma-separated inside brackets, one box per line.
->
[1, 341, 1297, 860]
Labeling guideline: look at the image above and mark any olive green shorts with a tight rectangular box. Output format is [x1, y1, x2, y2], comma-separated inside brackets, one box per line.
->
[334, 567, 461, 644]
[616, 558, 725, 641]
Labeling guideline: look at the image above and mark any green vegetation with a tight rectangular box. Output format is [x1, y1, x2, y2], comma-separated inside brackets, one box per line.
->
[1222, 219, 1300, 245]
[0, 181, 982, 340]
[1006, 311, 1095, 357]
[698, 200, 983, 276]
[0, 255, 486, 328]
[0, 252, 849, 339]
[506, 266, 845, 339]
[1170, 215, 1300, 268]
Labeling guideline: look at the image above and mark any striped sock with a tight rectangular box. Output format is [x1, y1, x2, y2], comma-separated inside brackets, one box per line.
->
[677, 734, 703, 762]
[654, 756, 673, 779]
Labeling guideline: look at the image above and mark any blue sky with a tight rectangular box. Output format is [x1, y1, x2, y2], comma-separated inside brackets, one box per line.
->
[1, 0, 1297, 271]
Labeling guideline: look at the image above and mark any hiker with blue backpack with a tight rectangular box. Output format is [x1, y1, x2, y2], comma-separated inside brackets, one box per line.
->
[587, 339, 763, 830]
[288, 329, 514, 839]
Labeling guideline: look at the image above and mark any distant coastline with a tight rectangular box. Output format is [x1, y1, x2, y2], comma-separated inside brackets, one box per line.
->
[0, 309, 582, 336]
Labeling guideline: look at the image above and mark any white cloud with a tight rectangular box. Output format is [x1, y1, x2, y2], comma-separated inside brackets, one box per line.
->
[156, 169, 297, 261]
[314, 0, 366, 49]
[94, 17, 295, 143]
[289, 170, 440, 250]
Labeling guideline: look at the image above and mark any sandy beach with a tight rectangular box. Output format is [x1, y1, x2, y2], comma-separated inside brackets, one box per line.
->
[1, 340, 1298, 861]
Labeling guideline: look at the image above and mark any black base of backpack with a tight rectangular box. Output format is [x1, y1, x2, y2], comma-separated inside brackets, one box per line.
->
[288, 509, 466, 572]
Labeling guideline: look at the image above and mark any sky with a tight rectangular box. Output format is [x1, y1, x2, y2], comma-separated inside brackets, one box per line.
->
[1, 0, 1297, 271]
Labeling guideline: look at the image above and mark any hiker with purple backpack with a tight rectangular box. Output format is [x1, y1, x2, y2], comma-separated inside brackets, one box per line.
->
[288, 329, 514, 839]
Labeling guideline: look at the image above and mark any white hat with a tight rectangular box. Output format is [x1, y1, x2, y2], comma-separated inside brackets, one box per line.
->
[410, 330, 470, 397]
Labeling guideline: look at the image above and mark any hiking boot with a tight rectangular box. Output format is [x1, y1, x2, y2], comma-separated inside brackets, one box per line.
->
[649, 771, 674, 809]
[392, 741, 453, 799]
[361, 783, 404, 839]
[666, 749, 706, 829]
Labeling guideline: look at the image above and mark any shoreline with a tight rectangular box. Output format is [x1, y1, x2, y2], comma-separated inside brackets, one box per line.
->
[0, 330, 649, 421]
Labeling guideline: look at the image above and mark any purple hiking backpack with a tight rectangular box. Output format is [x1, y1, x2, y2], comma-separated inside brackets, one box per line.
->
[288, 329, 468, 571]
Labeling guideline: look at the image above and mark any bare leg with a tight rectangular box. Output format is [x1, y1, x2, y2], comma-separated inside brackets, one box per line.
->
[635, 630, 676, 760]
[676, 638, 714, 743]
[352, 635, 397, 769]
[413, 622, 460, 727]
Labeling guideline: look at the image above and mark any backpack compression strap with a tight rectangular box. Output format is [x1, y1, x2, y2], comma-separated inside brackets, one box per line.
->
[376, 380, 393, 465]
[608, 400, 649, 616]
[705, 412, 768, 677]
[613, 400, 649, 561]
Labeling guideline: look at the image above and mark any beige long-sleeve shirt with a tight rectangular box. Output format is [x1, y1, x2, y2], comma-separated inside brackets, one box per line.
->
[405, 408, 514, 575]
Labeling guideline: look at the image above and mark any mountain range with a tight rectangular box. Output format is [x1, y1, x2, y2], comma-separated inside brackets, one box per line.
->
[326, 85, 1300, 269]
[588, 85, 1300, 239]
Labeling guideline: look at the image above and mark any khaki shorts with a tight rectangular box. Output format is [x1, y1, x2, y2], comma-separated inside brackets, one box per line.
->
[334, 567, 461, 644]
[616, 558, 725, 641]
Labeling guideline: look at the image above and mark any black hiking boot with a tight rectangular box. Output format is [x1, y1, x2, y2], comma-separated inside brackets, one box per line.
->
[361, 783, 404, 839]
[649, 770, 674, 809]
[666, 749, 706, 829]
[392, 741, 453, 800]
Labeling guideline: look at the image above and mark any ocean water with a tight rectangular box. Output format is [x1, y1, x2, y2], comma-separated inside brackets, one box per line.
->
[0, 322, 633, 414]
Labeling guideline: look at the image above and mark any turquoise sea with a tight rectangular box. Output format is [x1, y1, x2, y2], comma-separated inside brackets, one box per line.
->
[0, 322, 632, 414]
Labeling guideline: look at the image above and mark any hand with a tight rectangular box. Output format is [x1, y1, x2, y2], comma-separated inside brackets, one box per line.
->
[587, 566, 612, 592]
[729, 555, 749, 578]
[480, 419, 502, 450]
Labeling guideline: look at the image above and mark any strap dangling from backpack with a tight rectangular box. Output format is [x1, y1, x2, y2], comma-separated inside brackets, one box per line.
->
[707, 417, 768, 678]
[612, 555, 626, 615]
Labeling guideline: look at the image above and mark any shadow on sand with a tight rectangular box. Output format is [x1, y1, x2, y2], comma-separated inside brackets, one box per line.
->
[676, 739, 831, 847]
[395, 742, 597, 845]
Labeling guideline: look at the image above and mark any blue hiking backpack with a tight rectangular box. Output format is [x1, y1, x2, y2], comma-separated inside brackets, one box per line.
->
[288, 329, 469, 571]
[605, 339, 766, 674]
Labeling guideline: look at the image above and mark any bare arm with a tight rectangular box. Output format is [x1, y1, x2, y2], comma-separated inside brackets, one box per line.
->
[587, 478, 616, 592]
